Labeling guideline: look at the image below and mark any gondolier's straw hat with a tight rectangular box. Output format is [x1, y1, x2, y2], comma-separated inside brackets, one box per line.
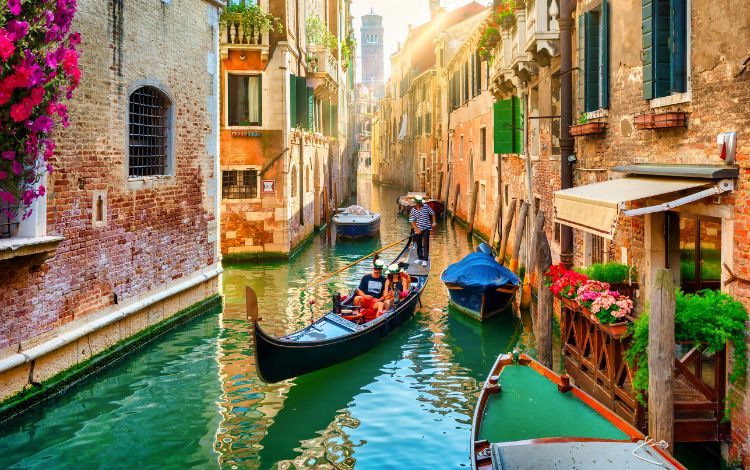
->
[414, 195, 424, 204]
[387, 263, 402, 274]
[374, 259, 385, 269]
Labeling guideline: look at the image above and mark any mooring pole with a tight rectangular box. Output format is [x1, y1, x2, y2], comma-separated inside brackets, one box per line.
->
[535, 229, 553, 369]
[510, 201, 530, 274]
[467, 180, 479, 234]
[498, 198, 517, 265]
[648, 268, 675, 452]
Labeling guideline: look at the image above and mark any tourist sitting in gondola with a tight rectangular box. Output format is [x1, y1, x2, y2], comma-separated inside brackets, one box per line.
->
[353, 259, 388, 316]
[383, 264, 410, 311]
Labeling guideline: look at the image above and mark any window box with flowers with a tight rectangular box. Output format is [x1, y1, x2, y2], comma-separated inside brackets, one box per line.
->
[633, 111, 688, 130]
[570, 114, 607, 137]
[0, 0, 81, 263]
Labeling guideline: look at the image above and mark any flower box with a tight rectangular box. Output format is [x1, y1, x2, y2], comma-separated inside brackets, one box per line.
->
[560, 297, 580, 311]
[570, 122, 607, 137]
[634, 111, 688, 130]
[581, 305, 631, 338]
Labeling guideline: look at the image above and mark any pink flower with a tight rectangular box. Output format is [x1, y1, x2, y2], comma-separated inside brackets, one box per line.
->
[2, 151, 15, 161]
[0, 29, 14, 61]
[69, 32, 81, 45]
[0, 171, 7, 181]
[7, 0, 21, 16]
[11, 160, 23, 175]
[10, 101, 33, 122]
[0, 192, 15, 204]
[31, 115, 54, 133]
[6, 20, 29, 40]
[38, 185, 46, 196]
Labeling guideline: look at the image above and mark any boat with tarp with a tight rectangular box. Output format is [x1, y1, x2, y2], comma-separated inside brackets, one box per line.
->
[247, 237, 429, 383]
[441, 244, 520, 321]
[471, 352, 686, 470]
[397, 192, 445, 218]
[333, 205, 381, 239]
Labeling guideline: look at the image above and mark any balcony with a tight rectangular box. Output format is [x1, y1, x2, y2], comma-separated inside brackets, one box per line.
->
[510, 9, 536, 81]
[489, 12, 537, 97]
[524, 0, 560, 63]
[219, 14, 270, 62]
[306, 45, 339, 99]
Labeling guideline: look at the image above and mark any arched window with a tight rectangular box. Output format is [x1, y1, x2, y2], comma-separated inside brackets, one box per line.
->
[306, 165, 311, 192]
[128, 85, 172, 177]
[291, 166, 298, 197]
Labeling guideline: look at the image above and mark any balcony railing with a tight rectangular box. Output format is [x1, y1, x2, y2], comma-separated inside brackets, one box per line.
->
[524, 0, 560, 58]
[219, 14, 270, 61]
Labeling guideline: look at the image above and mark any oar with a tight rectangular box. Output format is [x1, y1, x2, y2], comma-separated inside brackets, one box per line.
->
[302, 234, 413, 292]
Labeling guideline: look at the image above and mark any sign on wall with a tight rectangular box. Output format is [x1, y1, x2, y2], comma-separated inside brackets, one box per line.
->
[262, 180, 275, 194]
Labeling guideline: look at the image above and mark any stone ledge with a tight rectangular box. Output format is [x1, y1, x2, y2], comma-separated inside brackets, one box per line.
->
[0, 235, 64, 265]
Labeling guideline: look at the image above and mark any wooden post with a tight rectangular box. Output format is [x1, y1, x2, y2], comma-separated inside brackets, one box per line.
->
[648, 268, 675, 452]
[498, 198, 517, 265]
[436, 171, 444, 204]
[509, 201, 530, 274]
[521, 210, 545, 308]
[535, 230, 553, 368]
[467, 180, 480, 234]
[490, 200, 503, 247]
[451, 185, 460, 222]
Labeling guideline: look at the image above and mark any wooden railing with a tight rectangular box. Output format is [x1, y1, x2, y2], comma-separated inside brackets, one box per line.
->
[561, 302, 729, 442]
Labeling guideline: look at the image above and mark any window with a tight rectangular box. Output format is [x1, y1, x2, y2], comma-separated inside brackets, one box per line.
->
[530, 86, 540, 156]
[460, 135, 464, 161]
[128, 86, 172, 177]
[578, 1, 610, 112]
[222, 169, 259, 199]
[666, 213, 721, 293]
[504, 184, 509, 206]
[480, 127, 487, 161]
[474, 51, 482, 94]
[586, 233, 606, 265]
[425, 113, 432, 135]
[493, 97, 523, 155]
[551, 75, 561, 156]
[642, 0, 687, 100]
[463, 61, 469, 102]
[479, 181, 486, 208]
[228, 73, 261, 126]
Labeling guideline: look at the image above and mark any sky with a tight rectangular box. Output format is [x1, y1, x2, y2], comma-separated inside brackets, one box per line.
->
[350, 0, 482, 80]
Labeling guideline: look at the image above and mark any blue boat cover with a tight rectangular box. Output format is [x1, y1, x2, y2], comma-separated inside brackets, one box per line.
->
[441, 251, 520, 290]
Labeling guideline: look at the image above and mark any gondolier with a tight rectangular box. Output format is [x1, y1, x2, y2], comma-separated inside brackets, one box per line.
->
[408, 195, 436, 266]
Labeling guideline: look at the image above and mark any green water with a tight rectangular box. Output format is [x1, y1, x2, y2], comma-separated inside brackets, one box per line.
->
[0, 181, 533, 469]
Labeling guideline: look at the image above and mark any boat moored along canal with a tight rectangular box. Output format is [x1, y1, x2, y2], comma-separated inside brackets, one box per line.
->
[441, 244, 521, 321]
[471, 353, 686, 470]
[248, 237, 429, 383]
[333, 205, 381, 239]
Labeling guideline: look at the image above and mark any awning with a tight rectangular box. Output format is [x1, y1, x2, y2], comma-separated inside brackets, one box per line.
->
[553, 177, 733, 239]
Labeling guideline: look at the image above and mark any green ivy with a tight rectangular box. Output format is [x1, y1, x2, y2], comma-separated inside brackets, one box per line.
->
[575, 262, 636, 284]
[625, 289, 748, 419]
[306, 16, 339, 55]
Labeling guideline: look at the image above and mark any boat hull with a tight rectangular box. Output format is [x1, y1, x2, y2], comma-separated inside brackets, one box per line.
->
[334, 218, 380, 239]
[447, 286, 517, 321]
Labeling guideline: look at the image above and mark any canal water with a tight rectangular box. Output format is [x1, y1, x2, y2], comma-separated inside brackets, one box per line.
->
[0, 180, 536, 469]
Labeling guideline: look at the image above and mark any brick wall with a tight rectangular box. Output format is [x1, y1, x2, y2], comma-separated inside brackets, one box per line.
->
[0, 0, 219, 350]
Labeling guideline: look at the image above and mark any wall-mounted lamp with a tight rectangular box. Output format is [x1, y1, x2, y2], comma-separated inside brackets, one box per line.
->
[240, 52, 247, 61]
[567, 154, 578, 164]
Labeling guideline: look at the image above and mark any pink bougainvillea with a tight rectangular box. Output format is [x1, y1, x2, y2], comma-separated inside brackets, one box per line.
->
[0, 0, 80, 222]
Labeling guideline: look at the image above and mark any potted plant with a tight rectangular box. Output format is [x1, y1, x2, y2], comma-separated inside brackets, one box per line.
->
[576, 283, 634, 337]
[570, 113, 607, 136]
[220, 3, 283, 45]
[495, 0, 517, 30]
[634, 111, 688, 130]
[544, 264, 588, 310]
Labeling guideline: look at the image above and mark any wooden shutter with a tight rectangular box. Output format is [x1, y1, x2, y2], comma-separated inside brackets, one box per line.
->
[331, 104, 338, 135]
[322, 100, 331, 135]
[512, 96, 523, 154]
[601, 0, 610, 109]
[670, 0, 687, 92]
[493, 99, 513, 154]
[584, 11, 601, 112]
[296, 77, 307, 129]
[464, 61, 469, 102]
[654, 0, 671, 98]
[307, 86, 314, 131]
[642, 0, 655, 99]
[475, 51, 482, 94]
[577, 15, 586, 113]
[290, 74, 297, 128]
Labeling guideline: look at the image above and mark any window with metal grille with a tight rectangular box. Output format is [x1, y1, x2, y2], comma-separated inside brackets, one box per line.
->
[0, 201, 19, 239]
[128, 86, 171, 177]
[222, 169, 259, 199]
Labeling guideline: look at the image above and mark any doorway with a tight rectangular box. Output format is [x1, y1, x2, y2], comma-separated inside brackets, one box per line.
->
[666, 212, 722, 293]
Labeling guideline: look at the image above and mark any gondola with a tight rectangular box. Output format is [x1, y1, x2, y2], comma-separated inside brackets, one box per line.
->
[247, 237, 429, 384]
[471, 352, 686, 470]
[333, 205, 381, 239]
[397, 192, 445, 218]
[441, 243, 521, 321]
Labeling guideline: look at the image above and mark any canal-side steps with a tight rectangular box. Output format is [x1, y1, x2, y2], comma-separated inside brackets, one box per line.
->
[561, 304, 729, 442]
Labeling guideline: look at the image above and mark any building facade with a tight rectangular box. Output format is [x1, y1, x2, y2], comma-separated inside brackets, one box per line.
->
[0, 0, 222, 403]
[219, 0, 356, 260]
[360, 10, 385, 99]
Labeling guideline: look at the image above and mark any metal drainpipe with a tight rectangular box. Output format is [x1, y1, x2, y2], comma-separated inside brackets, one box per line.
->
[559, 0, 575, 267]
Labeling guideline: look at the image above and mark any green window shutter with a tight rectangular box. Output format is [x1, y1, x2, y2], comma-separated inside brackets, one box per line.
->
[290, 74, 297, 128]
[601, 0, 610, 109]
[584, 11, 601, 112]
[331, 104, 338, 135]
[296, 77, 307, 129]
[322, 100, 331, 135]
[670, 0, 687, 92]
[493, 99, 513, 154]
[642, 0, 655, 99]
[512, 96, 523, 154]
[654, 0, 671, 98]
[307, 87, 314, 131]
[577, 15, 586, 113]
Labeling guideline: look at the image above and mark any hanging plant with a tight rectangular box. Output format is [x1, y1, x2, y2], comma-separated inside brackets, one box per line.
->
[306, 16, 338, 55]
[477, 26, 500, 60]
[0, 0, 81, 223]
[219, 2, 283, 43]
[341, 35, 355, 71]
[494, 0, 517, 29]
[625, 289, 748, 418]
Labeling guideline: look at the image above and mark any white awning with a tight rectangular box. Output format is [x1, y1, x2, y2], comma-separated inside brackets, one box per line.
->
[553, 177, 731, 239]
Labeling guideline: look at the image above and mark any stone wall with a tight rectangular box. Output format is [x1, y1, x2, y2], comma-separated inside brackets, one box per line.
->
[0, 0, 221, 400]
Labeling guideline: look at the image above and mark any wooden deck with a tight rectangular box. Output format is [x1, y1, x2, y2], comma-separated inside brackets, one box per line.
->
[561, 306, 730, 442]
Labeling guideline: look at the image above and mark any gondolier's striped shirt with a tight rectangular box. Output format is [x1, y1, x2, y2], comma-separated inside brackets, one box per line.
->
[409, 205, 435, 231]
